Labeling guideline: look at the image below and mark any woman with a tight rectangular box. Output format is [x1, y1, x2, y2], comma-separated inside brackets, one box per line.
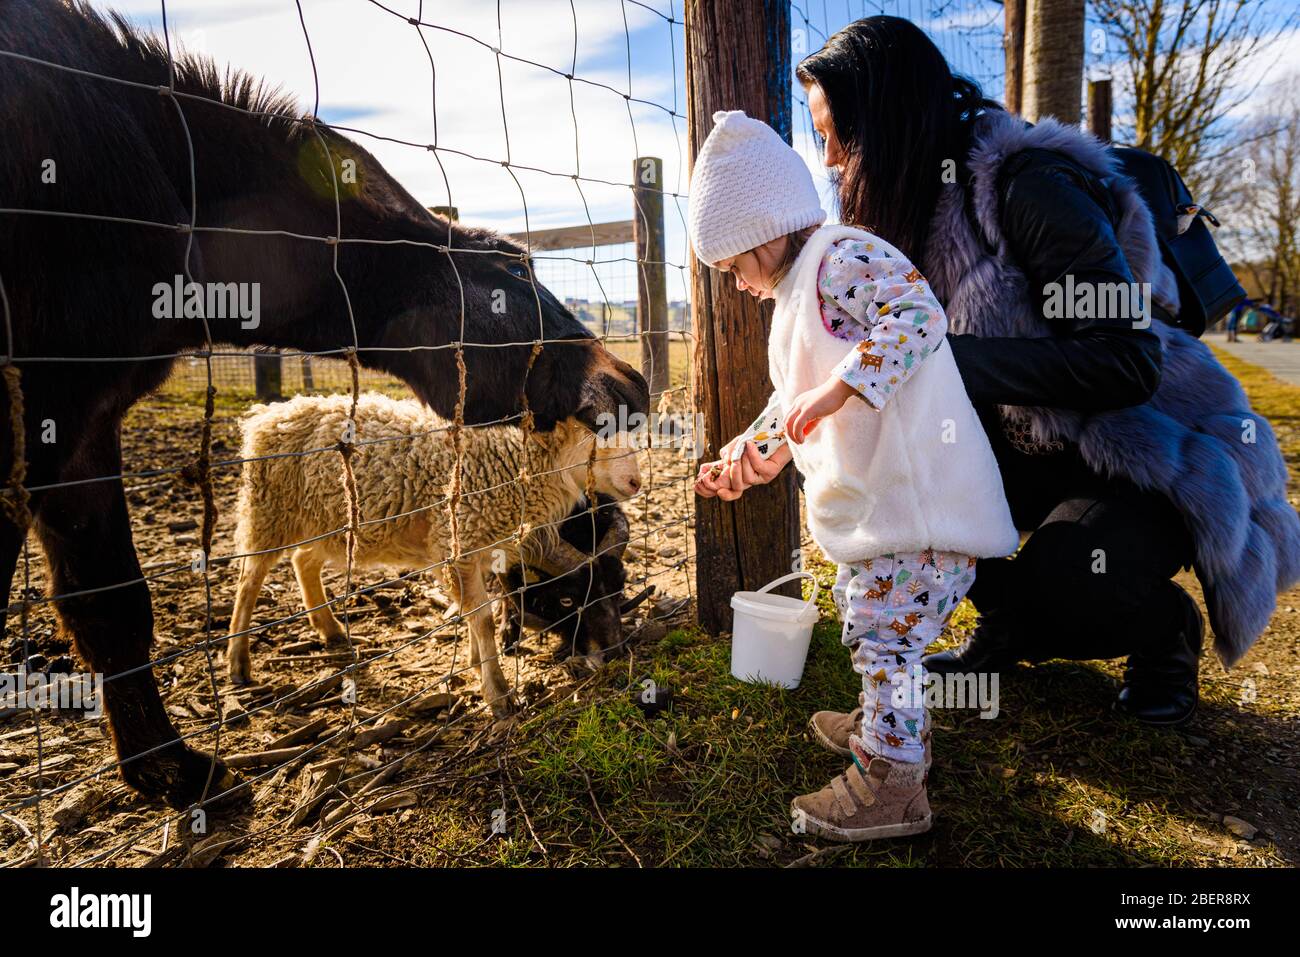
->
[702, 16, 1300, 733]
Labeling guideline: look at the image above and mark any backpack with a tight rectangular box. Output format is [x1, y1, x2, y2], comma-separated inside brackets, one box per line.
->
[1107, 147, 1246, 338]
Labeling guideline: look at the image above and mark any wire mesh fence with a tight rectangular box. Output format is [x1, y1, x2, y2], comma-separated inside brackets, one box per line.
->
[165, 350, 408, 398]
[0, 0, 1004, 868]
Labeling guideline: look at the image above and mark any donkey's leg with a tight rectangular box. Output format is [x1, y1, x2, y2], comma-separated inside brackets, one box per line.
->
[0, 410, 47, 640]
[0, 516, 25, 640]
[36, 431, 241, 808]
[451, 559, 513, 717]
[291, 547, 348, 649]
[227, 552, 277, 685]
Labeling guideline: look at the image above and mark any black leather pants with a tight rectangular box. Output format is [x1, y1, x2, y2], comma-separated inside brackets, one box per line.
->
[967, 478, 1197, 661]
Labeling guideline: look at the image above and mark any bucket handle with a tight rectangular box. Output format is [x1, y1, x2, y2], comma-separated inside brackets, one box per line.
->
[756, 571, 819, 618]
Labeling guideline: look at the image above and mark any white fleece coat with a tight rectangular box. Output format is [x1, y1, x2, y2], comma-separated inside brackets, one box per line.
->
[768, 223, 1019, 563]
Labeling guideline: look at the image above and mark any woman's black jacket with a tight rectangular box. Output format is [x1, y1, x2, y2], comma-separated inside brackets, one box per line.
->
[943, 147, 1167, 518]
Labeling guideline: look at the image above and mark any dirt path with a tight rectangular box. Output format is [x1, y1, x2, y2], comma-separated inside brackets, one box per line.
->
[1206, 331, 1300, 386]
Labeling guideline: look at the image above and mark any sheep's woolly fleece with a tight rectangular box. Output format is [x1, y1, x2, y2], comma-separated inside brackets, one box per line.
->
[233, 392, 628, 576]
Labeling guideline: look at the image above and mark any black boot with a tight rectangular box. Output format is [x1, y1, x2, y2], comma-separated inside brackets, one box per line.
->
[922, 616, 1021, 675]
[1114, 587, 1202, 727]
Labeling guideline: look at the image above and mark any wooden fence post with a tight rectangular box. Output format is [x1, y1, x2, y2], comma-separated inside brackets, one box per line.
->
[254, 352, 282, 401]
[1004, 0, 1026, 114]
[686, 0, 801, 634]
[633, 156, 669, 402]
[1087, 78, 1113, 143]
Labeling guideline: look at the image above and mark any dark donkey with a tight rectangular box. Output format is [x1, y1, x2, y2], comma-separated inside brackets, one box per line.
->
[0, 0, 648, 808]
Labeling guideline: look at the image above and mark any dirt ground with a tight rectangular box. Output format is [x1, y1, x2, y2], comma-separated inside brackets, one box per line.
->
[0, 378, 700, 867]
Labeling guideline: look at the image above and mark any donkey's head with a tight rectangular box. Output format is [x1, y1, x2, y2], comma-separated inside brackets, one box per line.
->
[265, 128, 650, 434]
[433, 223, 651, 433]
[9, 1, 649, 433]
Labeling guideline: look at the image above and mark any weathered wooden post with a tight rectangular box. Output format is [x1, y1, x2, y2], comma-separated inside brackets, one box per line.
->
[1004, 0, 1026, 114]
[1022, 0, 1085, 124]
[1087, 77, 1113, 143]
[254, 352, 282, 401]
[685, 0, 801, 633]
[633, 156, 669, 402]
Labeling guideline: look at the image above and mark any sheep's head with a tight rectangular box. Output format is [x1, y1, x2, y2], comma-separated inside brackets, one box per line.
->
[515, 556, 626, 665]
[502, 497, 654, 667]
[590, 429, 641, 501]
[542, 417, 641, 501]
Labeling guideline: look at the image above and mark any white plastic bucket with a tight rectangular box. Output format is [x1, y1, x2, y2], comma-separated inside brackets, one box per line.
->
[730, 571, 821, 689]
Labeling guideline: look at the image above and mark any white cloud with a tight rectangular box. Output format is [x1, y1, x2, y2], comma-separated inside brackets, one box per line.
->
[88, 0, 697, 299]
[98, 1, 682, 224]
[1225, 24, 1300, 120]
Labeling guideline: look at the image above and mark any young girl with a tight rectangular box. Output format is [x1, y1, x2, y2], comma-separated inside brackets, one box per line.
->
[690, 110, 1017, 842]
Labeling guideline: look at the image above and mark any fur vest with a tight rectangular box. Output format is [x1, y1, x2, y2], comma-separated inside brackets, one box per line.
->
[925, 109, 1300, 667]
[769, 223, 1019, 563]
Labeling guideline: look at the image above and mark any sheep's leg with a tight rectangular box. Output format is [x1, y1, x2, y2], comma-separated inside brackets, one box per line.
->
[451, 560, 513, 717]
[227, 552, 276, 685]
[291, 548, 349, 650]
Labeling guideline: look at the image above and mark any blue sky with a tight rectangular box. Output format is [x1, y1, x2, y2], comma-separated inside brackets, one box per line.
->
[95, 1, 1298, 306]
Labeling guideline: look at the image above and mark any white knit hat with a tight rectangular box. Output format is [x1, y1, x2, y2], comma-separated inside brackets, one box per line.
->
[687, 110, 826, 268]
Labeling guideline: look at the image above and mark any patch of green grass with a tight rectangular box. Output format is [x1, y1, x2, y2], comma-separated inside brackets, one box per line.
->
[360, 537, 1287, 866]
[402, 576, 1247, 867]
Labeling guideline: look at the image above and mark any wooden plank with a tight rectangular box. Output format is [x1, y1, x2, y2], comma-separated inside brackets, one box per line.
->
[507, 220, 634, 251]
[685, 0, 801, 634]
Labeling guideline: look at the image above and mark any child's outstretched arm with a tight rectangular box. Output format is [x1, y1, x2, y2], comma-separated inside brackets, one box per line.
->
[725, 390, 788, 464]
[785, 239, 948, 443]
[695, 390, 791, 500]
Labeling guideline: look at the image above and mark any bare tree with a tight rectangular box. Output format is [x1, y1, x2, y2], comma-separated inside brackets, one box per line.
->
[1233, 76, 1300, 317]
[1023, 0, 1086, 123]
[1092, 0, 1298, 205]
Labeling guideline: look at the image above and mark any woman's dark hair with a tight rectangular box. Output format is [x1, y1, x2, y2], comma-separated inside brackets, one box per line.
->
[795, 16, 1002, 271]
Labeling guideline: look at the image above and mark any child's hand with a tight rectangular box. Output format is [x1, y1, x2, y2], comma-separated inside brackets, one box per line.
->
[785, 377, 857, 444]
[695, 458, 732, 499]
[694, 441, 790, 501]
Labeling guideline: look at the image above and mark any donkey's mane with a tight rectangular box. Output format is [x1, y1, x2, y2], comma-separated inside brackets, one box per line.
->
[79, 1, 304, 132]
[72, 3, 535, 255]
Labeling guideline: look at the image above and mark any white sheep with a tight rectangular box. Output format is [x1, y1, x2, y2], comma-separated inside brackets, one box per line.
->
[225, 392, 641, 714]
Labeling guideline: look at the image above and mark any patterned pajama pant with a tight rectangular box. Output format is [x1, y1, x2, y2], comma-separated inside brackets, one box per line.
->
[832, 550, 977, 764]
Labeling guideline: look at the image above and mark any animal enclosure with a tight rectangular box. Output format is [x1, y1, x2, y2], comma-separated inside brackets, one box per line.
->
[0, 0, 703, 867]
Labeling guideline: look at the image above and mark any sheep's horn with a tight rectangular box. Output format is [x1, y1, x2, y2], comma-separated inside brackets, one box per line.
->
[597, 505, 630, 558]
[620, 584, 655, 613]
[532, 536, 590, 578]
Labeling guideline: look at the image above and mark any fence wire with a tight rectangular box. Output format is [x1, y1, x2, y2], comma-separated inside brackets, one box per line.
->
[0, 0, 702, 869]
